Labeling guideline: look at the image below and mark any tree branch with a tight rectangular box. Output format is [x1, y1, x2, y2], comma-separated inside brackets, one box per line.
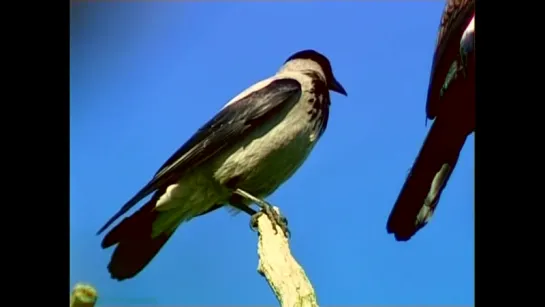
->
[255, 207, 319, 307]
[70, 283, 98, 307]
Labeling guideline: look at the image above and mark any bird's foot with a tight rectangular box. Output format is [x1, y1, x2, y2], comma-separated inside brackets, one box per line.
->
[233, 188, 290, 237]
[250, 205, 290, 237]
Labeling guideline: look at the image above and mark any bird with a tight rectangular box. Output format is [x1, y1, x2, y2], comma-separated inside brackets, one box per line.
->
[386, 0, 475, 241]
[96, 49, 347, 281]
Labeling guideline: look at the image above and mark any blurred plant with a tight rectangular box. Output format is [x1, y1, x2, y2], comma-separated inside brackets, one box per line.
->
[70, 283, 98, 307]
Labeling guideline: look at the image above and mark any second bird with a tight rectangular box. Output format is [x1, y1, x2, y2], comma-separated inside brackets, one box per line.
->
[97, 49, 347, 281]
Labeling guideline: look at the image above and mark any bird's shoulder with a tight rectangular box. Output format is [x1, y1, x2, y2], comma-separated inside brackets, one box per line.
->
[221, 72, 311, 110]
[277, 70, 320, 90]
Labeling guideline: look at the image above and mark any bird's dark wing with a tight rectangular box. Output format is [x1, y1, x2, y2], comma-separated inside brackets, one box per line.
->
[386, 115, 467, 241]
[387, 57, 474, 241]
[97, 78, 302, 235]
[426, 0, 475, 120]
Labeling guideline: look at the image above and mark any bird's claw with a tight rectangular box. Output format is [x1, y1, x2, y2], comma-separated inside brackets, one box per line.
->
[249, 206, 290, 237]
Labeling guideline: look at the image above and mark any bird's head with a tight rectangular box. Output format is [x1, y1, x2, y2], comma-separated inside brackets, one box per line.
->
[282, 49, 347, 96]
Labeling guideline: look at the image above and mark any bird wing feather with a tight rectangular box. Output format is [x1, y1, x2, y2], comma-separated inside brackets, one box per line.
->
[96, 77, 302, 234]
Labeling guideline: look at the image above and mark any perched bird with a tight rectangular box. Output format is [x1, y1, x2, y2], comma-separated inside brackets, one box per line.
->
[97, 49, 347, 280]
[386, 0, 475, 241]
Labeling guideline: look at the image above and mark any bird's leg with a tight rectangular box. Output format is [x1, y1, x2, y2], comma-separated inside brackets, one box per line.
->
[228, 201, 259, 216]
[227, 194, 258, 232]
[233, 188, 290, 237]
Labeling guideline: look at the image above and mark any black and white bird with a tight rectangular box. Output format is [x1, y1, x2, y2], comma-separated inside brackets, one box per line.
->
[97, 49, 347, 281]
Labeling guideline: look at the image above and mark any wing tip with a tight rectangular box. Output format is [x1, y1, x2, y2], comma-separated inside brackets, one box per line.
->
[386, 225, 417, 242]
[96, 225, 108, 236]
[386, 212, 420, 242]
[393, 233, 414, 242]
[96, 217, 117, 237]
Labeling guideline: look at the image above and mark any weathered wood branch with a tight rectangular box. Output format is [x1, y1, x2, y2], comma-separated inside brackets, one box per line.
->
[255, 207, 319, 307]
[70, 283, 98, 307]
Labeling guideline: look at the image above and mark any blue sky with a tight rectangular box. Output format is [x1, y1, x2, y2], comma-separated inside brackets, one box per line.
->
[70, 2, 474, 306]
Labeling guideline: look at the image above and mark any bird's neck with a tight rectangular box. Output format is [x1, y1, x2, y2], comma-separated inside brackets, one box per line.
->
[278, 60, 326, 81]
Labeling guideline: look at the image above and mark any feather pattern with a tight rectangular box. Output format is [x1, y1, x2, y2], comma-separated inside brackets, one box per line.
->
[97, 78, 302, 235]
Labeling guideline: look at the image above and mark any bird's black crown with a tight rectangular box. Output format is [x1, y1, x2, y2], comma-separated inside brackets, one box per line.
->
[285, 49, 334, 80]
[286, 49, 332, 70]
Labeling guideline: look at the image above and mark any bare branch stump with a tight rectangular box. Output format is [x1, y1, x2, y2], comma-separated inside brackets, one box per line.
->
[255, 207, 319, 307]
[70, 283, 98, 307]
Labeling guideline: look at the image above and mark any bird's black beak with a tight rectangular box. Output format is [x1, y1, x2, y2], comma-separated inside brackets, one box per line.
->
[330, 77, 347, 96]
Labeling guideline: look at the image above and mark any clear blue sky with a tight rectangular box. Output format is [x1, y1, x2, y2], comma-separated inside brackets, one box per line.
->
[70, 2, 474, 306]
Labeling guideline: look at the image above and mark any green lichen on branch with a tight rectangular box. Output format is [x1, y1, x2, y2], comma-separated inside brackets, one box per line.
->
[70, 283, 98, 307]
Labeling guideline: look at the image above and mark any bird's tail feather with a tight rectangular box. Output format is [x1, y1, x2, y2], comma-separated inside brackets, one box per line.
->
[386, 115, 468, 241]
[101, 197, 180, 281]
